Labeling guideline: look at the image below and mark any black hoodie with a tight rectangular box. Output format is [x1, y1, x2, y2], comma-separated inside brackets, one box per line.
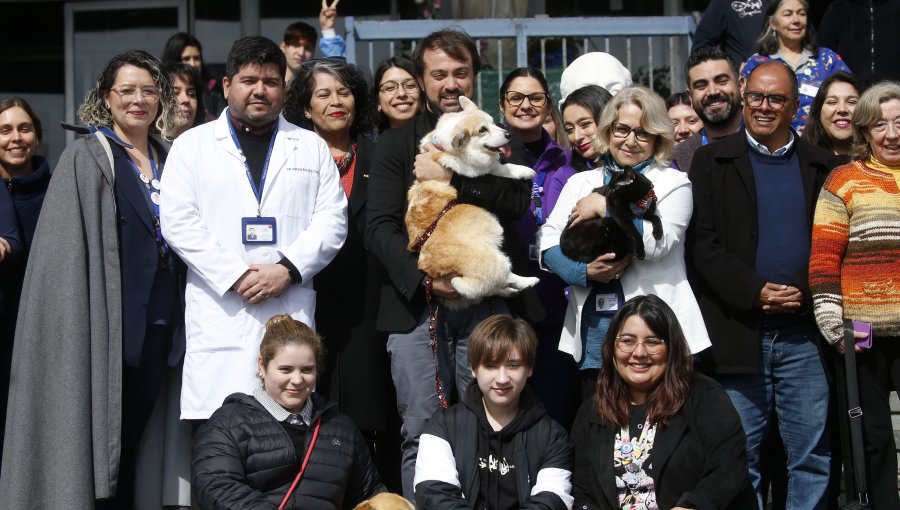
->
[817, 0, 900, 84]
[415, 383, 573, 510]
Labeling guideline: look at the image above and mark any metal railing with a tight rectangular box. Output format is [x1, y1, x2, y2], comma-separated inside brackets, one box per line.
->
[344, 15, 696, 104]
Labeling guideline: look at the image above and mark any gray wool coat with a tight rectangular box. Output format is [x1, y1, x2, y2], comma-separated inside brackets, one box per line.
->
[0, 132, 123, 508]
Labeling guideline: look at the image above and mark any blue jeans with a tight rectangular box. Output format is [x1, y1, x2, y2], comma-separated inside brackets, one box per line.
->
[386, 299, 509, 502]
[716, 324, 831, 510]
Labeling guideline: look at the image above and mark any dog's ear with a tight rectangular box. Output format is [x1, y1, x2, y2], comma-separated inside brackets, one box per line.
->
[451, 129, 469, 149]
[459, 96, 477, 111]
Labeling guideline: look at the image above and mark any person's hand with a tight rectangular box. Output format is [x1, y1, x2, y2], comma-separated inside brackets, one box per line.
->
[0, 237, 10, 263]
[319, 0, 340, 30]
[836, 329, 868, 354]
[568, 192, 606, 226]
[236, 264, 291, 304]
[753, 283, 803, 314]
[586, 252, 630, 284]
[414, 144, 452, 183]
[430, 274, 460, 300]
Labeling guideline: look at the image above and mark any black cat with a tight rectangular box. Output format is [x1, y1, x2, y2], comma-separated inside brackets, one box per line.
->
[559, 166, 663, 262]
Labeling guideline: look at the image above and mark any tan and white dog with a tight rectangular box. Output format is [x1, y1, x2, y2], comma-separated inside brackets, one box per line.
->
[406, 96, 539, 310]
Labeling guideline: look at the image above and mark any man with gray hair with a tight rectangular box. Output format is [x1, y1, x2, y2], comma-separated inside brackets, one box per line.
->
[687, 60, 838, 509]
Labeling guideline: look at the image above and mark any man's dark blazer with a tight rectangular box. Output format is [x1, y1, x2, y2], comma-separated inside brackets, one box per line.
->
[686, 130, 838, 374]
[366, 110, 544, 334]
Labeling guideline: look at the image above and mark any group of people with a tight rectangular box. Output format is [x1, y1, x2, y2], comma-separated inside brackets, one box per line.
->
[1, 0, 900, 509]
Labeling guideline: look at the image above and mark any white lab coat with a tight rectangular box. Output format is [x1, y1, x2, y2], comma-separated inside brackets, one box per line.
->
[538, 161, 711, 362]
[160, 111, 348, 419]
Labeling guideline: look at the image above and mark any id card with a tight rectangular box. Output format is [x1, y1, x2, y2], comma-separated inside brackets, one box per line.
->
[595, 293, 620, 312]
[242, 217, 277, 245]
[528, 243, 539, 261]
[799, 82, 819, 98]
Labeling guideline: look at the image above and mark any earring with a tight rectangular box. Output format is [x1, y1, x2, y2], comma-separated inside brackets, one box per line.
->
[377, 105, 382, 112]
[305, 112, 311, 119]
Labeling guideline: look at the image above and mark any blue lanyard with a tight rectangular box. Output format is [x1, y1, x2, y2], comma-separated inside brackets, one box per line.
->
[700, 119, 744, 146]
[227, 118, 278, 216]
[532, 169, 550, 225]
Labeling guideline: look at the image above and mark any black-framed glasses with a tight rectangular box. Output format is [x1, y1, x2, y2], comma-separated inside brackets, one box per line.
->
[615, 335, 667, 355]
[743, 92, 793, 110]
[504, 91, 548, 107]
[610, 122, 654, 142]
[110, 85, 160, 104]
[379, 78, 419, 95]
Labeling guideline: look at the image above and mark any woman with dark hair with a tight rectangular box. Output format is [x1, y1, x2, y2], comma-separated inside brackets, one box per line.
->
[810, 81, 900, 509]
[801, 71, 863, 159]
[372, 56, 421, 133]
[665, 91, 702, 144]
[193, 314, 386, 509]
[571, 295, 756, 510]
[0, 50, 185, 508]
[282, 58, 399, 488]
[162, 32, 226, 118]
[0, 96, 51, 473]
[500, 66, 581, 426]
[561, 84, 613, 172]
[163, 62, 206, 139]
[741, 0, 851, 132]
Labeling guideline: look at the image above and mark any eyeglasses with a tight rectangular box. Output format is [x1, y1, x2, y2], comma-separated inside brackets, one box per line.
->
[743, 92, 793, 110]
[610, 122, 655, 142]
[110, 85, 160, 104]
[615, 335, 667, 355]
[504, 91, 548, 107]
[379, 78, 419, 95]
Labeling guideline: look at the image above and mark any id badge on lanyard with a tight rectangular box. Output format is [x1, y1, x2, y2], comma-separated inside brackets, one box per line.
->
[229, 119, 279, 245]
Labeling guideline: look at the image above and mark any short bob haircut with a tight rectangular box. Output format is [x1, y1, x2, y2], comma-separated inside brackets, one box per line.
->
[162, 32, 203, 67]
[849, 81, 900, 161]
[560, 84, 613, 171]
[597, 85, 675, 166]
[412, 28, 480, 79]
[225, 36, 287, 82]
[801, 72, 863, 153]
[283, 20, 318, 47]
[258, 314, 325, 377]
[283, 58, 374, 140]
[77, 50, 176, 134]
[754, 0, 816, 56]
[468, 315, 537, 370]
[371, 56, 421, 132]
[164, 62, 207, 128]
[595, 295, 694, 428]
[0, 97, 43, 143]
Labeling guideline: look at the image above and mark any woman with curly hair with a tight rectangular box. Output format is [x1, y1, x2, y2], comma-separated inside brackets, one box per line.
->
[0, 50, 185, 509]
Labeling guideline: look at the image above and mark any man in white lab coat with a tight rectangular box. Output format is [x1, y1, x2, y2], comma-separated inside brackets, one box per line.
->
[160, 36, 347, 419]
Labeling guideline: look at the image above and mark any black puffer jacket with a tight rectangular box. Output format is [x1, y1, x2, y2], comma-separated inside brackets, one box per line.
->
[192, 392, 385, 510]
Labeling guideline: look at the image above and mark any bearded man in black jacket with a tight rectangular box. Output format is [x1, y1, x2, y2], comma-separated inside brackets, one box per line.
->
[365, 28, 543, 502]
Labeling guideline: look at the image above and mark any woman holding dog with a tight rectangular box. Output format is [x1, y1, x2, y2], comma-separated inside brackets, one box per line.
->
[500, 67, 583, 426]
[539, 86, 710, 401]
[192, 314, 386, 509]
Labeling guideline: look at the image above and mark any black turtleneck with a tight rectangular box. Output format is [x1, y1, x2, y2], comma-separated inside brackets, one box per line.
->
[231, 115, 276, 190]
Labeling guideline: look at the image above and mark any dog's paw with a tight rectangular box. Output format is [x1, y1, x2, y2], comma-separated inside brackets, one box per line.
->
[504, 163, 536, 180]
[505, 274, 540, 292]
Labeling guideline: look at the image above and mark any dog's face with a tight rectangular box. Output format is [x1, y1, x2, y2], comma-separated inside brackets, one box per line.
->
[424, 96, 512, 176]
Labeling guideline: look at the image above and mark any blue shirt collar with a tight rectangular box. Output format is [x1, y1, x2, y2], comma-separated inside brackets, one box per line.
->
[746, 130, 795, 156]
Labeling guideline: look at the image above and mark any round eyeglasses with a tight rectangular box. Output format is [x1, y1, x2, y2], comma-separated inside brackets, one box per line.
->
[379, 79, 419, 96]
[615, 335, 667, 355]
[743, 92, 792, 110]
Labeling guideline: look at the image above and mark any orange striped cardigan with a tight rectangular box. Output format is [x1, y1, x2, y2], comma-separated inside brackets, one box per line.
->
[810, 160, 900, 344]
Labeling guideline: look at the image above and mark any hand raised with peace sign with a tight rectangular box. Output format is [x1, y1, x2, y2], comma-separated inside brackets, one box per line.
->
[320, 0, 340, 31]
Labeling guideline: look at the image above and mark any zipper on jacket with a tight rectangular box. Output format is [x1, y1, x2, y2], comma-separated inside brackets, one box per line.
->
[869, 0, 875, 76]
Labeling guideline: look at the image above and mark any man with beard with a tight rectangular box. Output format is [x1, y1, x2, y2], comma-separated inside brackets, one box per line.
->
[366, 28, 543, 501]
[160, 36, 347, 420]
[673, 46, 744, 174]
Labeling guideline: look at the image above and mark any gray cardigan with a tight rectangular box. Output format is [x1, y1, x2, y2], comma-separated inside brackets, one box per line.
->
[0, 132, 124, 507]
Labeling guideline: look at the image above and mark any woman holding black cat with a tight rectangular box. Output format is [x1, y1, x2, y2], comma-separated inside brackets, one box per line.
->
[539, 86, 710, 400]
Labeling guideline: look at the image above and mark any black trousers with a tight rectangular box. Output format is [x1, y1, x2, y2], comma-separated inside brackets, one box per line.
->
[853, 337, 900, 509]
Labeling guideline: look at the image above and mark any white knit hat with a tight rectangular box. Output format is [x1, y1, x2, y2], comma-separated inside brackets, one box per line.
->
[558, 52, 633, 109]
